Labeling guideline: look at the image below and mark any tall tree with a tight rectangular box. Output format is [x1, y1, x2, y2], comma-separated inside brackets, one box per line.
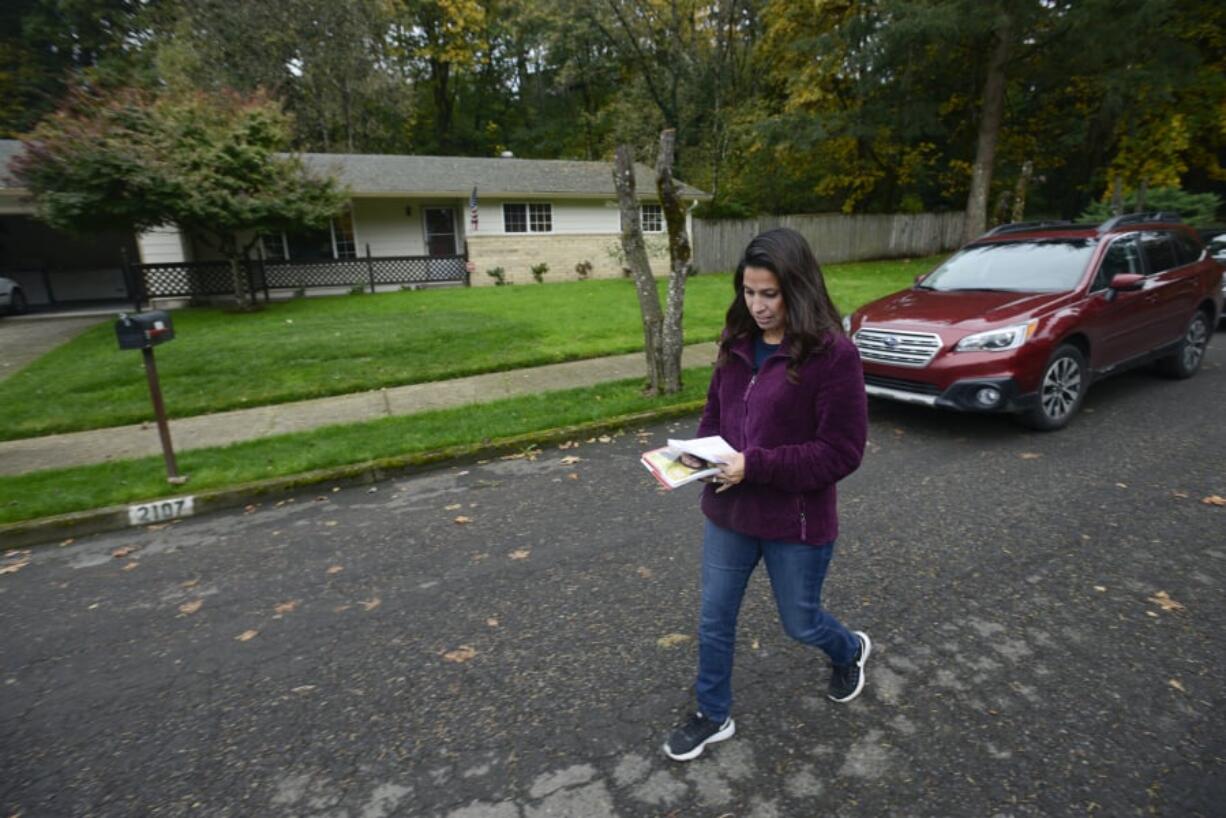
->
[13, 87, 348, 309]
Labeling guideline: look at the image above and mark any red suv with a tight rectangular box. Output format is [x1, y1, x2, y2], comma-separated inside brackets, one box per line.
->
[845, 213, 1224, 430]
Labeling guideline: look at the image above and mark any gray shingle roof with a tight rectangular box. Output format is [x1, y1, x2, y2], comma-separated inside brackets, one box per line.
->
[298, 152, 709, 199]
[0, 139, 710, 199]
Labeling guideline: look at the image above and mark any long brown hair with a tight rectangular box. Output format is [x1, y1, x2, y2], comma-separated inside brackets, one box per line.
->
[717, 227, 843, 381]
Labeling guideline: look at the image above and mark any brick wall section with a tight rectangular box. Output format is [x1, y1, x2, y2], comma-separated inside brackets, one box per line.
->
[466, 233, 672, 286]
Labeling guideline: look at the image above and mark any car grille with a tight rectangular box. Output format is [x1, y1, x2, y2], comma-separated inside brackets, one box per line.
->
[863, 374, 941, 396]
[853, 327, 942, 367]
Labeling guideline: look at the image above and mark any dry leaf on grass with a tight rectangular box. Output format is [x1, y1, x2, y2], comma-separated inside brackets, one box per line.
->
[235, 629, 259, 642]
[442, 645, 477, 663]
[508, 549, 531, 560]
[1147, 591, 1185, 612]
[454, 516, 473, 525]
[657, 633, 692, 649]
[179, 599, 203, 615]
[326, 565, 344, 575]
[359, 597, 381, 611]
[274, 600, 298, 615]
[1201, 495, 1226, 506]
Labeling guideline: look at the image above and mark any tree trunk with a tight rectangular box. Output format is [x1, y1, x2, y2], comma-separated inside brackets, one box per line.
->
[656, 128, 691, 395]
[1135, 179, 1148, 212]
[962, 11, 1011, 244]
[1110, 175, 1124, 216]
[613, 144, 664, 395]
[221, 235, 253, 310]
[1011, 160, 1033, 222]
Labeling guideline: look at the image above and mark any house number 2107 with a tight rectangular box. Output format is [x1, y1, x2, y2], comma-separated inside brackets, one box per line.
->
[127, 496, 195, 527]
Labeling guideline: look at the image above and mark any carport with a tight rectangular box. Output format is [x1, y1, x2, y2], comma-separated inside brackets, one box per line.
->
[0, 214, 140, 312]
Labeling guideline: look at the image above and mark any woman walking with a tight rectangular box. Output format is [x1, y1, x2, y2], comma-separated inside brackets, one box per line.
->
[663, 227, 870, 762]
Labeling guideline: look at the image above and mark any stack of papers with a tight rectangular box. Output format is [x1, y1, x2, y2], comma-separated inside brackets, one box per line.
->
[640, 436, 737, 490]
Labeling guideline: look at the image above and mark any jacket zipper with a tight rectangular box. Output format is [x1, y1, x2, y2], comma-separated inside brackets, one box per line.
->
[741, 374, 757, 444]
[798, 497, 807, 540]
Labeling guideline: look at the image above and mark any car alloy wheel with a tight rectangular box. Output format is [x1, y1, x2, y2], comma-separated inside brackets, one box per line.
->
[1040, 355, 1081, 421]
[1180, 313, 1208, 372]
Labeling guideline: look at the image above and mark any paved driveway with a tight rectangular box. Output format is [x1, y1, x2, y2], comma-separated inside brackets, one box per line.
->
[1, 340, 1224, 817]
[0, 315, 106, 381]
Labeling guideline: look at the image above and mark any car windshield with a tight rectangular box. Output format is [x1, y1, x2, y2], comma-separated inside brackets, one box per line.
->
[920, 239, 1097, 293]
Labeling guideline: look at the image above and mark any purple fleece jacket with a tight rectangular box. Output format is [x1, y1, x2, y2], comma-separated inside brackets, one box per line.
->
[697, 332, 868, 546]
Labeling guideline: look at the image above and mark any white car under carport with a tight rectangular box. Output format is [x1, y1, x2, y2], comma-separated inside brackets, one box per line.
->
[1, 276, 26, 315]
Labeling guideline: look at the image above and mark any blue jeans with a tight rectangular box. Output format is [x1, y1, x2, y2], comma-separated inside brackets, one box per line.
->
[695, 520, 858, 722]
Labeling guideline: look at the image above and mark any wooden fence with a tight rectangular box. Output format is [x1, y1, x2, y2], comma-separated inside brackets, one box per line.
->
[693, 211, 966, 273]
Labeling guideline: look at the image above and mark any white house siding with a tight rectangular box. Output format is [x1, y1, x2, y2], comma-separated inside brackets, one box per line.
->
[136, 226, 190, 264]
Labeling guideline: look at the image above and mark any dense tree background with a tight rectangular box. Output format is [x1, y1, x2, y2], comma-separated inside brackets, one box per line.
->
[2, 0, 1223, 221]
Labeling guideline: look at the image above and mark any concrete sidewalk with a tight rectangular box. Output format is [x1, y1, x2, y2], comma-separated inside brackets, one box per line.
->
[0, 342, 719, 476]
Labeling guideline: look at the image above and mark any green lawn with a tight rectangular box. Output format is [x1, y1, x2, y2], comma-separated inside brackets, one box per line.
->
[0, 255, 942, 441]
[0, 370, 712, 525]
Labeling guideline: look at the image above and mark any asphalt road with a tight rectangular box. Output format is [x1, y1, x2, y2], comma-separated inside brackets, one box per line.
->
[3, 339, 1225, 818]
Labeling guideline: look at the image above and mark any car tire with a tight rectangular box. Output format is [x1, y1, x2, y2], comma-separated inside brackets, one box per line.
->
[1157, 310, 1210, 379]
[7, 288, 27, 316]
[1017, 344, 1088, 431]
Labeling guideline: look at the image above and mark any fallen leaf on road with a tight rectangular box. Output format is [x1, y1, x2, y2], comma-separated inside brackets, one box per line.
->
[179, 599, 203, 615]
[122, 562, 140, 572]
[558, 440, 578, 450]
[326, 565, 344, 575]
[1147, 591, 1185, 612]
[560, 455, 582, 465]
[1169, 678, 1186, 693]
[291, 685, 316, 694]
[597, 435, 613, 443]
[274, 600, 298, 614]
[1201, 495, 1226, 506]
[508, 549, 531, 560]
[235, 629, 259, 642]
[0, 561, 29, 575]
[486, 617, 499, 627]
[657, 633, 692, 649]
[445, 503, 463, 511]
[751, 639, 761, 650]
[315, 496, 327, 502]
[1115, 482, 1128, 488]
[1093, 585, 1106, 592]
[442, 645, 477, 663]
[637, 566, 654, 579]
[332, 486, 341, 493]
[1145, 611, 1159, 618]
[1018, 452, 1041, 460]
[145, 523, 168, 531]
[1172, 491, 1189, 499]
[360, 597, 381, 611]
[454, 516, 473, 525]
[61, 538, 75, 546]
[111, 546, 136, 558]
[244, 504, 257, 514]
[566, 473, 579, 480]
[334, 604, 351, 613]
[181, 578, 199, 588]
[323, 520, 339, 527]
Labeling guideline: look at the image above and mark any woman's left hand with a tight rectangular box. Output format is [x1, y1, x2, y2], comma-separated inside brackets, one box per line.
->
[715, 452, 745, 492]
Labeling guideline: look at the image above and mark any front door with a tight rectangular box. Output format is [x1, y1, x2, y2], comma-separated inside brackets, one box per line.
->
[424, 207, 457, 256]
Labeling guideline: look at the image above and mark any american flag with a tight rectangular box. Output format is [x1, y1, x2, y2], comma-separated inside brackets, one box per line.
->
[469, 186, 478, 230]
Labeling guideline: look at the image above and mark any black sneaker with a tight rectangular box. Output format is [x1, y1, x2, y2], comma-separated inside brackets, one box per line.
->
[662, 712, 735, 761]
[828, 631, 871, 703]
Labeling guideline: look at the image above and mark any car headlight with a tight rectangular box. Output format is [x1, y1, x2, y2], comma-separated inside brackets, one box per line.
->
[841, 314, 852, 333]
[955, 320, 1038, 352]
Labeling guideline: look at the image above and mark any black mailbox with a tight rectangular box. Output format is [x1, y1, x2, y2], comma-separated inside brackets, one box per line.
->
[116, 311, 175, 350]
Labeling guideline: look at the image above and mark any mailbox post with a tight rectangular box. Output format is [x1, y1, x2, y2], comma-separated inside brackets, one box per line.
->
[116, 311, 187, 485]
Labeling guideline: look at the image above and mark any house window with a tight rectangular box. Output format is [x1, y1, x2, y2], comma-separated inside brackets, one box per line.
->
[641, 204, 664, 233]
[260, 213, 356, 261]
[503, 203, 553, 233]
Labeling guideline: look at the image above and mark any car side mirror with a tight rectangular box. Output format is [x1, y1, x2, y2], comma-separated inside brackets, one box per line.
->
[1109, 273, 1144, 291]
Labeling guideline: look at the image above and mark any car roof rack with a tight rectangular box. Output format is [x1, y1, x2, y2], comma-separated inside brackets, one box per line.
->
[980, 220, 1073, 238]
[1097, 211, 1182, 232]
